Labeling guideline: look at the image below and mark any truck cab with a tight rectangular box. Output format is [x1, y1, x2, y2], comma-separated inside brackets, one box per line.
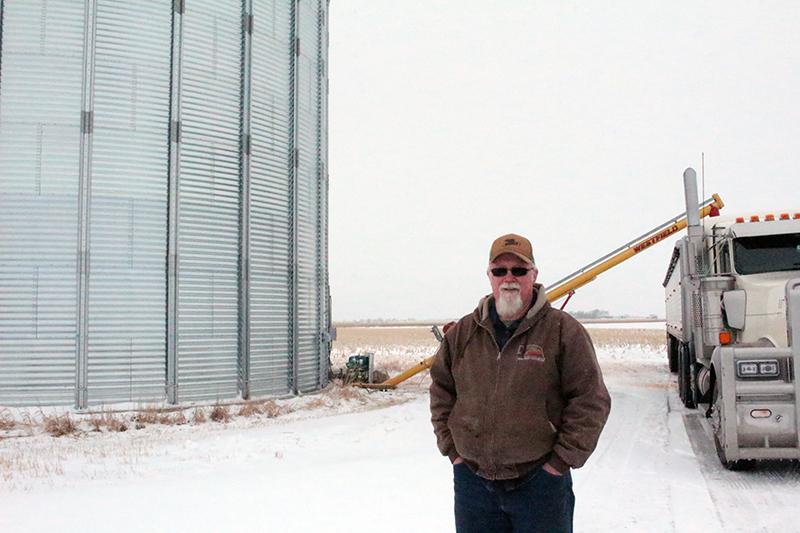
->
[723, 219, 800, 343]
[665, 169, 800, 469]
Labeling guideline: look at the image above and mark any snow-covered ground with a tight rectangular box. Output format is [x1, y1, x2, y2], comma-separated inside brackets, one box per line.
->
[2, 335, 800, 532]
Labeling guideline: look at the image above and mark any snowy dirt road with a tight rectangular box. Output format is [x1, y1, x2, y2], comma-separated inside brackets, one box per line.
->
[2, 343, 800, 532]
[577, 354, 800, 533]
[682, 405, 800, 532]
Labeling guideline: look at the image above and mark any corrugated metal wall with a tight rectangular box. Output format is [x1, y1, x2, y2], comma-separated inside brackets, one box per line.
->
[0, 0, 85, 406]
[176, 0, 243, 403]
[86, 0, 173, 405]
[294, 0, 327, 392]
[248, 0, 295, 397]
[0, 0, 330, 408]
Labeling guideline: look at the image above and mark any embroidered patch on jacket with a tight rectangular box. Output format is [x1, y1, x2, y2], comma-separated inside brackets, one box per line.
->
[517, 344, 545, 361]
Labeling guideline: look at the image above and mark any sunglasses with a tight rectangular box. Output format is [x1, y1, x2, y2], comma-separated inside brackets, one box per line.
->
[490, 267, 531, 277]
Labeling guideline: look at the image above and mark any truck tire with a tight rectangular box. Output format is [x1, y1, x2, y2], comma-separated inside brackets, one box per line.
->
[711, 384, 756, 471]
[667, 335, 679, 373]
[677, 344, 686, 400]
[714, 433, 755, 471]
[678, 343, 697, 408]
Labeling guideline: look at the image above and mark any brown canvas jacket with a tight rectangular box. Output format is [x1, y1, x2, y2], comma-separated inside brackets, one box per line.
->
[429, 283, 611, 480]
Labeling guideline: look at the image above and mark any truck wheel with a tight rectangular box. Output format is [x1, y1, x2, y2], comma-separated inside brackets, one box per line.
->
[677, 343, 686, 402]
[695, 365, 712, 405]
[667, 335, 678, 373]
[679, 343, 697, 408]
[714, 433, 755, 471]
[711, 383, 755, 471]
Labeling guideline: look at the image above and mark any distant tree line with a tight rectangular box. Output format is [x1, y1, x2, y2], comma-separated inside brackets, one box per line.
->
[567, 309, 611, 319]
[567, 309, 660, 320]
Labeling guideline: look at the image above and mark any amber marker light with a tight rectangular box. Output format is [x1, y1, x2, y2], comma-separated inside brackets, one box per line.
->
[736, 217, 745, 223]
[780, 213, 790, 220]
[765, 214, 775, 221]
[750, 215, 759, 222]
[719, 332, 731, 344]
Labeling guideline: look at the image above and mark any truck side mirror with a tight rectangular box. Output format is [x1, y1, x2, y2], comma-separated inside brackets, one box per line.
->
[722, 290, 746, 330]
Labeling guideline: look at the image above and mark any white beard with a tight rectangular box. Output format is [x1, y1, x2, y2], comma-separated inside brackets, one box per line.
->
[496, 284, 524, 319]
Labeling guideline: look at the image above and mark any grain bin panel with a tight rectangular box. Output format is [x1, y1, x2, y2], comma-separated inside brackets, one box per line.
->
[247, 0, 294, 397]
[175, 0, 244, 403]
[0, 0, 86, 406]
[294, 0, 328, 392]
[85, 1, 173, 405]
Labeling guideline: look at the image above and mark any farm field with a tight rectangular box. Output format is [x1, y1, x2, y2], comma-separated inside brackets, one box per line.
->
[330, 322, 666, 377]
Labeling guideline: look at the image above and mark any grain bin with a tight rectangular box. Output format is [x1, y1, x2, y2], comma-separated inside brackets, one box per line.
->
[0, 0, 331, 408]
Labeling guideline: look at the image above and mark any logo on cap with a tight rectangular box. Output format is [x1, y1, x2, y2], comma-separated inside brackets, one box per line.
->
[490, 233, 535, 264]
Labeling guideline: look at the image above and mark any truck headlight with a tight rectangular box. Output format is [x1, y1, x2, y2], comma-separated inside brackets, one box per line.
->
[736, 359, 780, 379]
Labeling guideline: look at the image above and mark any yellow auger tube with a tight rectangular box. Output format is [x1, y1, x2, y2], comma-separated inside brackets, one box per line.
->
[546, 193, 723, 302]
[376, 359, 434, 388]
[374, 194, 724, 389]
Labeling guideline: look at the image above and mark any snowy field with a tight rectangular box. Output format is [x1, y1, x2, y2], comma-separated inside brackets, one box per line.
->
[2, 324, 800, 532]
[582, 320, 666, 330]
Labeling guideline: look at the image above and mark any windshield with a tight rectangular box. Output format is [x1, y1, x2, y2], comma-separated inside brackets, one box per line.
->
[733, 233, 800, 275]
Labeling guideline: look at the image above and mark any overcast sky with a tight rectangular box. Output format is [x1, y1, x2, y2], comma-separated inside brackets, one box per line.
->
[327, 1, 800, 321]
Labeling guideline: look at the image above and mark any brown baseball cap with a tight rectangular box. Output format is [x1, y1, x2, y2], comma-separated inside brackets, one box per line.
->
[489, 233, 535, 264]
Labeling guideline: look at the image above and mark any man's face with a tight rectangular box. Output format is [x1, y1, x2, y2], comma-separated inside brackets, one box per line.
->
[488, 253, 538, 320]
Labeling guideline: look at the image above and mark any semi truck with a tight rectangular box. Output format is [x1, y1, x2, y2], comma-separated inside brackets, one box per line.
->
[664, 168, 800, 469]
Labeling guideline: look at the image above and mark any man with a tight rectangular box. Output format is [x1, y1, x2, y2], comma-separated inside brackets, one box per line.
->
[429, 233, 611, 533]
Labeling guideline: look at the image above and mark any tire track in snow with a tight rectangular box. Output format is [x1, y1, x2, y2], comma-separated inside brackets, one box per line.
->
[574, 359, 721, 531]
[683, 404, 800, 532]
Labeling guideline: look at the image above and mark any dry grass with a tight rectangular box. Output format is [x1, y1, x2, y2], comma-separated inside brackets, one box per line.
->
[132, 406, 189, 427]
[2, 401, 281, 443]
[161, 411, 187, 426]
[209, 405, 231, 423]
[192, 408, 207, 424]
[585, 328, 665, 350]
[42, 412, 79, 437]
[87, 411, 129, 433]
[304, 381, 372, 409]
[237, 399, 291, 418]
[0, 410, 16, 431]
[133, 408, 161, 425]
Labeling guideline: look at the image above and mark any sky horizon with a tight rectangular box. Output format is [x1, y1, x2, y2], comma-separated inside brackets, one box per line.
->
[327, 1, 799, 321]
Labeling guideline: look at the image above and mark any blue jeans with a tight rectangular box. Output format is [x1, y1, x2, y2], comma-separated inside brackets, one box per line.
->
[453, 462, 574, 533]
